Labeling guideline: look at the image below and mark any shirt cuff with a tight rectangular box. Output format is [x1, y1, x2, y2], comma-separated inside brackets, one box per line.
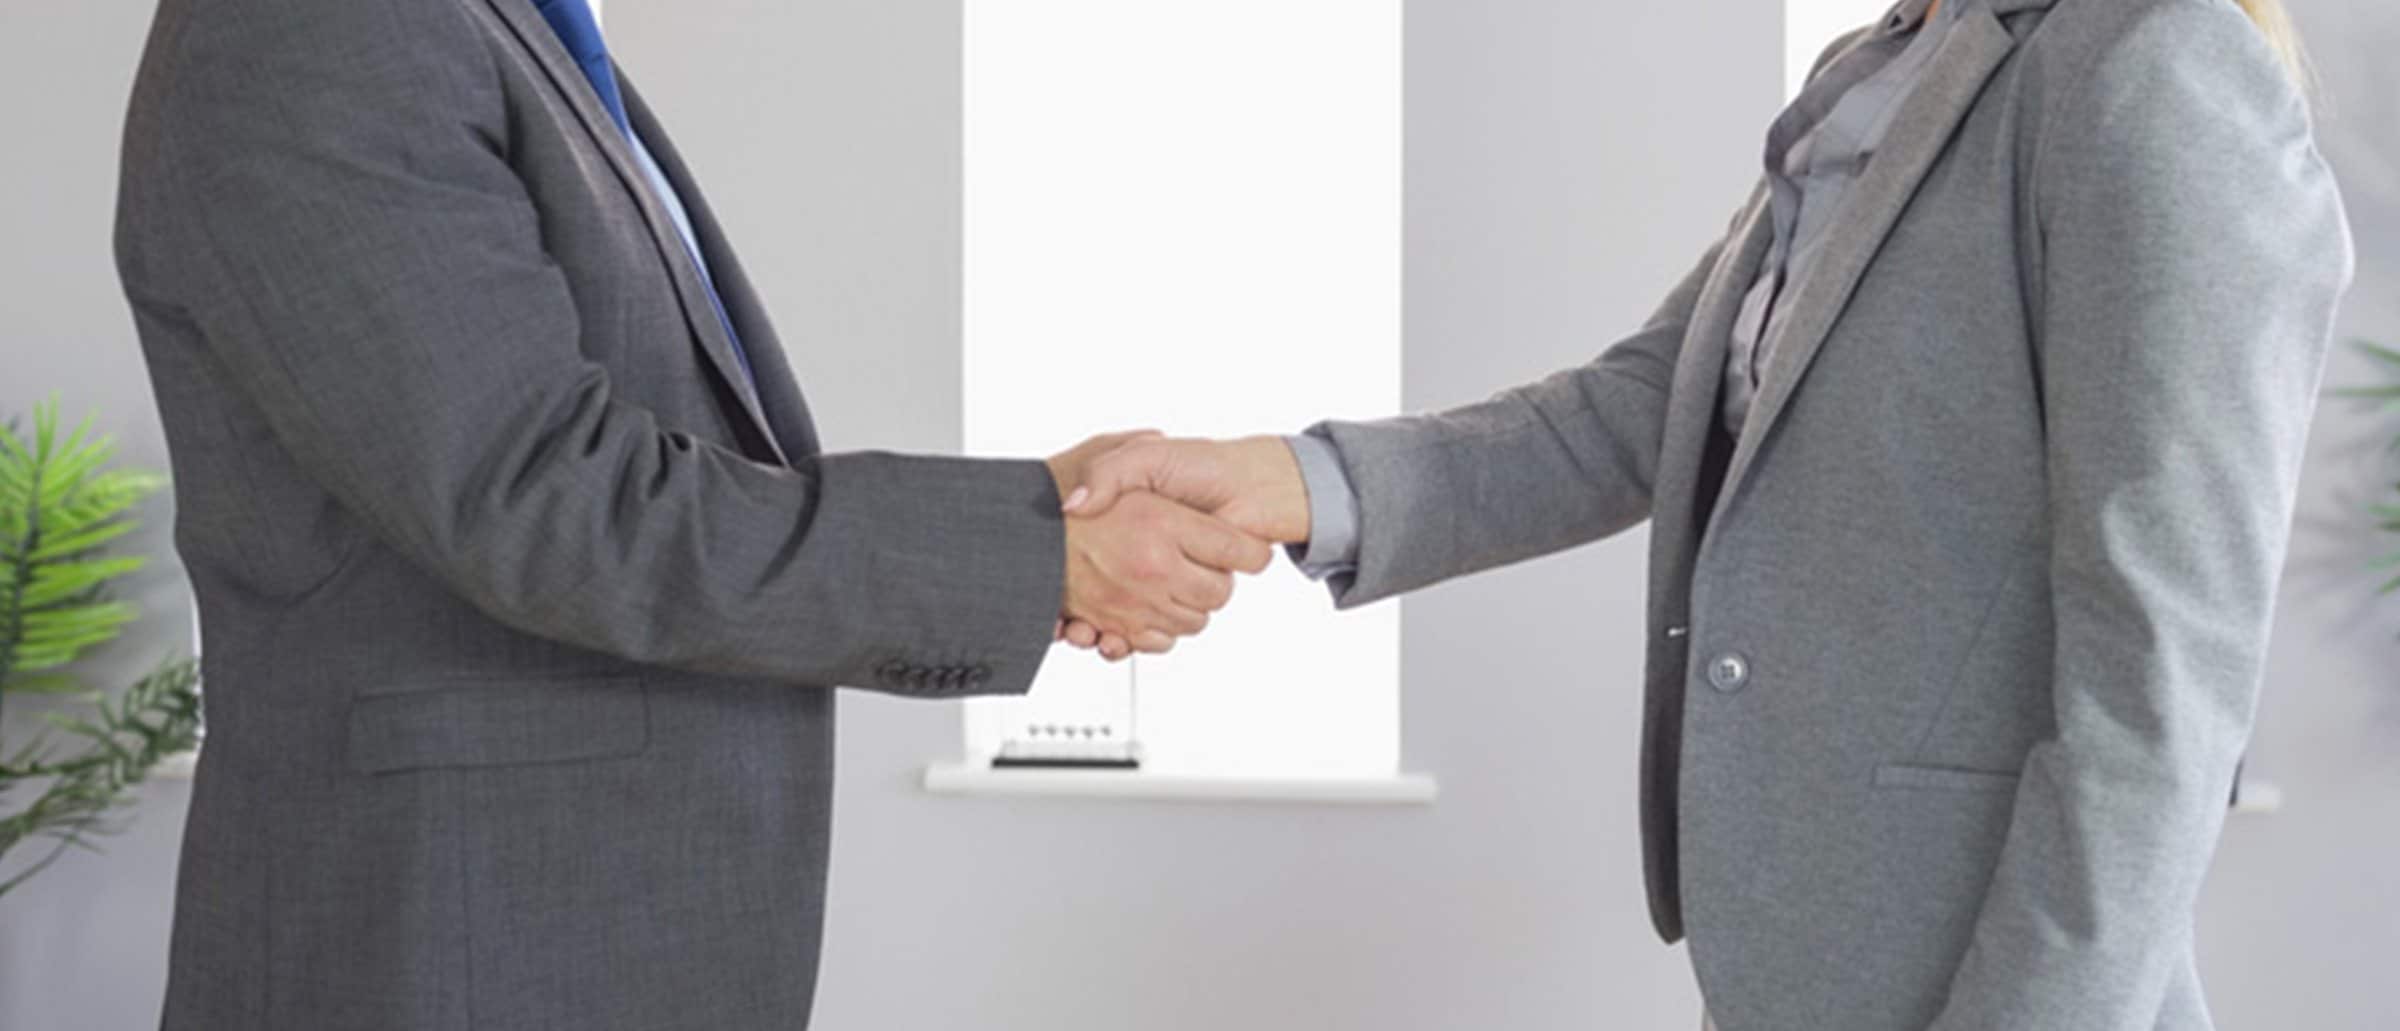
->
[1283, 432, 1362, 580]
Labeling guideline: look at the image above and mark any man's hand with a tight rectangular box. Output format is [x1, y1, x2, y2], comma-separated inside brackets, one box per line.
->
[1063, 435, 1311, 543]
[1058, 493, 1273, 655]
[1046, 428, 1165, 497]
[1046, 433, 1274, 658]
[1052, 435, 1313, 659]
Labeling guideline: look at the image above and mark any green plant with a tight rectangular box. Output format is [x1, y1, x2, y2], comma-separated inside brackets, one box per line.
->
[2359, 341, 2400, 593]
[0, 400, 200, 898]
[0, 661, 199, 895]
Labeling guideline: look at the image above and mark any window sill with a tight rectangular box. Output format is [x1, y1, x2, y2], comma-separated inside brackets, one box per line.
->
[2231, 776, 2284, 815]
[921, 761, 1438, 806]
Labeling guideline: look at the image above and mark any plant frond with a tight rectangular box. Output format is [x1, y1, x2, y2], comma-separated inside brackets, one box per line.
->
[0, 660, 203, 897]
[2, 673, 87, 696]
[18, 601, 137, 633]
[36, 442, 116, 509]
[2360, 339, 2400, 368]
[26, 520, 140, 561]
[28, 402, 58, 466]
[41, 472, 161, 541]
[20, 556, 147, 608]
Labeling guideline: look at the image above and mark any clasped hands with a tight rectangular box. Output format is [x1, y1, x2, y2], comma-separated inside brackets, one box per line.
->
[1045, 431, 1312, 660]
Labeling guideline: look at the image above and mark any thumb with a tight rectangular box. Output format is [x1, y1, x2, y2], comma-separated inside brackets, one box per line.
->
[1055, 431, 1166, 515]
[1062, 443, 1163, 517]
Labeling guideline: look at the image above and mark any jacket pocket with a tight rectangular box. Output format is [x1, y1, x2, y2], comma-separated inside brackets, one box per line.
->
[1872, 762, 2022, 794]
[347, 676, 649, 775]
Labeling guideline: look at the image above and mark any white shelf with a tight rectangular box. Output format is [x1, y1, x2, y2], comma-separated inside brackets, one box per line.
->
[2232, 777, 2284, 816]
[922, 762, 1437, 806]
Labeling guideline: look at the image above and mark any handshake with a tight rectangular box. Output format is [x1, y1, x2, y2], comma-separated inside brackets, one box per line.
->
[1044, 431, 1315, 661]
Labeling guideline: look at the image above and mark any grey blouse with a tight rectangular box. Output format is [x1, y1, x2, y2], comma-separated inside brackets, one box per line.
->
[1724, 0, 1964, 434]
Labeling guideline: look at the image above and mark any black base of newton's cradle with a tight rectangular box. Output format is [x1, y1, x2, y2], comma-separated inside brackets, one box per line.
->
[991, 757, 1142, 770]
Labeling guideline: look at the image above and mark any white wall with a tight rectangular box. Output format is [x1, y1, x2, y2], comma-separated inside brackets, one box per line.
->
[3, 1, 2393, 1029]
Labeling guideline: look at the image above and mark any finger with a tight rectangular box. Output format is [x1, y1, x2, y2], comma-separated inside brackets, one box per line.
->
[1169, 565, 1236, 614]
[1144, 599, 1209, 637]
[1063, 620, 1101, 649]
[1065, 442, 1170, 517]
[1176, 510, 1276, 576]
[1056, 432, 1161, 515]
[1130, 630, 1177, 655]
[1099, 636, 1133, 661]
[1061, 455, 1129, 516]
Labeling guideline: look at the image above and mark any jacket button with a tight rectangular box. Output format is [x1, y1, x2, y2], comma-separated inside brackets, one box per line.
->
[1706, 653, 1751, 693]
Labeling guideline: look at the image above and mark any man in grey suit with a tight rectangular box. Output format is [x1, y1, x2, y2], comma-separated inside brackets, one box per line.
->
[113, 0, 1266, 1027]
[1064, 0, 2352, 1027]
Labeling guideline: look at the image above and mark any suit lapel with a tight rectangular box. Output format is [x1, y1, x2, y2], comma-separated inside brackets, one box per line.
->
[1663, 190, 1773, 488]
[478, 0, 785, 461]
[1650, 188, 1773, 580]
[1709, 5, 2020, 528]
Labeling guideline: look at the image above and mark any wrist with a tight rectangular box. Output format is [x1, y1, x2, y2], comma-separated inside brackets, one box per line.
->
[1231, 435, 1311, 543]
[1045, 455, 1074, 503]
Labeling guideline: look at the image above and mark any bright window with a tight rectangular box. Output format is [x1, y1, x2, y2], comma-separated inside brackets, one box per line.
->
[961, 0, 1403, 779]
[1786, 0, 1903, 97]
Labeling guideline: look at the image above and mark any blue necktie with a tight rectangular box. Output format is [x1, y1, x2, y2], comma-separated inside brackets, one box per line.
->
[532, 0, 760, 394]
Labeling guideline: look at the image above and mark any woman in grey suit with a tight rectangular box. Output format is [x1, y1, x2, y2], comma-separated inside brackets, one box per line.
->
[1058, 0, 2352, 1027]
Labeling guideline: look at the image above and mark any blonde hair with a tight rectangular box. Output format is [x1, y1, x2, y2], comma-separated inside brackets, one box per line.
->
[2233, 0, 2310, 88]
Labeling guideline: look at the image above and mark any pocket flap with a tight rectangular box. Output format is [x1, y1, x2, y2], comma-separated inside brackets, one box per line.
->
[1872, 762, 2022, 793]
[348, 676, 649, 775]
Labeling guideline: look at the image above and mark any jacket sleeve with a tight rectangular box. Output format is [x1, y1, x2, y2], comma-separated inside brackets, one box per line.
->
[1305, 226, 1730, 608]
[1929, 4, 2351, 1027]
[1291, 25, 1856, 608]
[139, 0, 1064, 695]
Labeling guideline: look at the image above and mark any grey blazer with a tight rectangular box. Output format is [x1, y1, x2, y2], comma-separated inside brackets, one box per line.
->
[113, 0, 1064, 1028]
[1312, 1, 2351, 1028]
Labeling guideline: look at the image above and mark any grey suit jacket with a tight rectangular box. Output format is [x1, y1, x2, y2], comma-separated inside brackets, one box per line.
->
[113, 1, 1064, 1027]
[1310, 1, 2351, 1028]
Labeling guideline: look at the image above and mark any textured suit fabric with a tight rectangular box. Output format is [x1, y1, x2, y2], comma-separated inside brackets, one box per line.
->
[113, 0, 1065, 1027]
[1306, 1, 2351, 1028]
